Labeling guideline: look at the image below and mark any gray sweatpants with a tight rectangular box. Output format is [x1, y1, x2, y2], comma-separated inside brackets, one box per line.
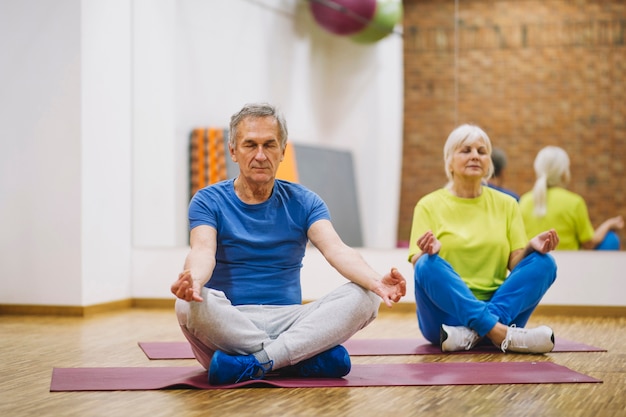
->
[175, 282, 381, 369]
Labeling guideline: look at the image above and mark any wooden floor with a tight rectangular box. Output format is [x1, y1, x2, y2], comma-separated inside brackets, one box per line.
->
[0, 308, 624, 417]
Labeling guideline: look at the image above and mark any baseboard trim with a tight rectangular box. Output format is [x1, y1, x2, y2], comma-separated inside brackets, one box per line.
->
[1, 299, 624, 317]
[377, 303, 626, 317]
[0, 299, 133, 317]
[0, 304, 86, 316]
[379, 303, 626, 317]
[132, 298, 176, 309]
[533, 304, 626, 317]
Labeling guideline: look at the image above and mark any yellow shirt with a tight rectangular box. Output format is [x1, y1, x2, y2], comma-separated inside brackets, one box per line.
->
[519, 187, 594, 250]
[408, 187, 528, 300]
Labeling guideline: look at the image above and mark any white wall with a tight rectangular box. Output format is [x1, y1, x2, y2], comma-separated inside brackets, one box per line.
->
[134, 0, 403, 249]
[0, 0, 132, 306]
[539, 251, 625, 306]
[133, 245, 626, 307]
[0, 0, 83, 305]
[299, 249, 626, 307]
[80, 0, 133, 305]
[2, 1, 623, 308]
[0, 0, 403, 307]
[131, 1, 404, 297]
[132, 0, 180, 247]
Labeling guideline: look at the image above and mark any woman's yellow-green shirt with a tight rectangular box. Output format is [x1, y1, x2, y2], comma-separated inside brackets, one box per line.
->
[408, 187, 527, 300]
[519, 187, 594, 250]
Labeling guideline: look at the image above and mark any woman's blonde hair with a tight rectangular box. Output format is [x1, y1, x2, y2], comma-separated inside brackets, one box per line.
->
[443, 124, 494, 185]
[532, 146, 571, 217]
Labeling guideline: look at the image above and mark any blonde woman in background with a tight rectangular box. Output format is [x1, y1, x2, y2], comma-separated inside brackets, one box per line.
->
[519, 146, 623, 250]
[409, 124, 559, 354]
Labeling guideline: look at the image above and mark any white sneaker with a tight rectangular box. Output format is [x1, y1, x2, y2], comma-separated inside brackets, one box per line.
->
[500, 325, 555, 353]
[440, 324, 482, 352]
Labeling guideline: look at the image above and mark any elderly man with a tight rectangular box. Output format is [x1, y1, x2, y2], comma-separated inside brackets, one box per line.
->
[171, 102, 406, 385]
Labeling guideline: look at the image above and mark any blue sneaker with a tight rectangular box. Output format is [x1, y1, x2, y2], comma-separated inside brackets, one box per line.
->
[208, 350, 274, 385]
[280, 345, 351, 378]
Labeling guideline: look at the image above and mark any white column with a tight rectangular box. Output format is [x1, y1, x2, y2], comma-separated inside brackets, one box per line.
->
[132, 0, 183, 248]
[81, 0, 133, 305]
[0, 0, 83, 306]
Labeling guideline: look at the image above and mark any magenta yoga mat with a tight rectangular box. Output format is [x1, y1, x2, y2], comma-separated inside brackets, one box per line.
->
[138, 337, 606, 360]
[50, 362, 601, 391]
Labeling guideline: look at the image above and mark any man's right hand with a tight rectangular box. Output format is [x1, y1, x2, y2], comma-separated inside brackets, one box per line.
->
[171, 269, 204, 302]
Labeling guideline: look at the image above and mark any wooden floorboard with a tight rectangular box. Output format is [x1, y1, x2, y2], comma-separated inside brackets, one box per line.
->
[0, 309, 623, 417]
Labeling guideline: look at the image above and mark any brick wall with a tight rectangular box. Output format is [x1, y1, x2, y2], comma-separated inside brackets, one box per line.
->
[398, 0, 626, 247]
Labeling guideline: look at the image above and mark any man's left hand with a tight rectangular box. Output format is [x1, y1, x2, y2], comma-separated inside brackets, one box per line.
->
[374, 268, 407, 307]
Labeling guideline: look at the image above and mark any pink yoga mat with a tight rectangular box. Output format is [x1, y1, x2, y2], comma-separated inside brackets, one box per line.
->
[50, 362, 601, 391]
[138, 337, 606, 360]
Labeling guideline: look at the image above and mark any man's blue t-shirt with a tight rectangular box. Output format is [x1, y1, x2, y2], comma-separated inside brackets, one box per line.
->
[188, 179, 330, 306]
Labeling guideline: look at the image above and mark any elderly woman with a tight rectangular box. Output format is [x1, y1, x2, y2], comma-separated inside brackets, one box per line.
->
[520, 146, 623, 250]
[408, 124, 559, 353]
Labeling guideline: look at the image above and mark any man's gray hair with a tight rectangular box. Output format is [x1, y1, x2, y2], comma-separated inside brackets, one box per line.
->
[229, 103, 288, 150]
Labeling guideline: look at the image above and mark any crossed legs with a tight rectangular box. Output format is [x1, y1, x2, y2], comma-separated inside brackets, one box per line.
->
[413, 252, 557, 346]
[176, 282, 380, 370]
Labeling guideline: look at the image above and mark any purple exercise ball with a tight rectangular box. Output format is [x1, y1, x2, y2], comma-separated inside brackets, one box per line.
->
[309, 0, 377, 35]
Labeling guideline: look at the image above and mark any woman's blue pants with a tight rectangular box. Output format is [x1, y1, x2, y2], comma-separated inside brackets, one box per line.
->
[413, 252, 557, 344]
